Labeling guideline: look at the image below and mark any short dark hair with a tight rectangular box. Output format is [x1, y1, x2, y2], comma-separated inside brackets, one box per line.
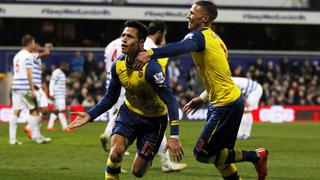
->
[21, 34, 35, 47]
[195, 1, 218, 21]
[148, 20, 167, 35]
[124, 20, 148, 41]
[60, 61, 68, 66]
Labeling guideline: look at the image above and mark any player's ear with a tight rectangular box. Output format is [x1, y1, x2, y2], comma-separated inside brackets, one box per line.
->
[202, 15, 209, 23]
[139, 39, 145, 47]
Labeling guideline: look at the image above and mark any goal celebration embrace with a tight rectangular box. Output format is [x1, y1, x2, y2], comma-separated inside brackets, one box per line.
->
[3, 0, 320, 179]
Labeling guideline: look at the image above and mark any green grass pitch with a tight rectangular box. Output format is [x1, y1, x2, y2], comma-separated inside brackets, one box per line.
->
[0, 121, 320, 180]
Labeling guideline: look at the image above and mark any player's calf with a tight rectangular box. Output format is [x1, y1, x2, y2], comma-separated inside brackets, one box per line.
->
[105, 134, 129, 180]
[132, 167, 145, 178]
[105, 147, 125, 180]
[131, 156, 152, 178]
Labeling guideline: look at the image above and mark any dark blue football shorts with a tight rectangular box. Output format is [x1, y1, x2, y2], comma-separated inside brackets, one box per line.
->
[194, 96, 244, 159]
[112, 104, 167, 161]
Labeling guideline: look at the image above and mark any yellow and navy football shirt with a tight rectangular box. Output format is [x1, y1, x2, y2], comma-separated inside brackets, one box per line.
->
[149, 27, 240, 106]
[88, 54, 179, 136]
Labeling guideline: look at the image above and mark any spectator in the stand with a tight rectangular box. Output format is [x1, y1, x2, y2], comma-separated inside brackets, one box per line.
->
[316, 96, 320, 105]
[266, 61, 275, 75]
[253, 58, 264, 71]
[70, 51, 85, 78]
[86, 71, 98, 85]
[233, 65, 244, 77]
[81, 87, 88, 99]
[287, 89, 296, 105]
[306, 94, 315, 105]
[280, 57, 290, 75]
[72, 81, 82, 103]
[83, 52, 96, 76]
[82, 95, 95, 108]
[312, 61, 320, 75]
[167, 61, 180, 85]
[95, 61, 106, 77]
[291, 61, 301, 75]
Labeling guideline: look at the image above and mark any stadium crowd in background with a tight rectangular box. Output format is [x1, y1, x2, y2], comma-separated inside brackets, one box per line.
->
[232, 58, 320, 106]
[42, 51, 106, 107]
[40, 54, 320, 109]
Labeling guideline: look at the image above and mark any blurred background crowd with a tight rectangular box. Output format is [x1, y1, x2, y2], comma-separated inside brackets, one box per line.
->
[38, 51, 320, 109]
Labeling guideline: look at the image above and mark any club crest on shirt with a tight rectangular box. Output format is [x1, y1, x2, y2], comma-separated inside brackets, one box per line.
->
[153, 72, 165, 84]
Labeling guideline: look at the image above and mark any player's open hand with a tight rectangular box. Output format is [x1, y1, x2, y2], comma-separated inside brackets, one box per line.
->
[133, 51, 151, 70]
[69, 112, 91, 129]
[183, 97, 204, 115]
[165, 138, 184, 162]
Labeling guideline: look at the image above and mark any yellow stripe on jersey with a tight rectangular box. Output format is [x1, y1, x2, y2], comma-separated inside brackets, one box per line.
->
[157, 58, 169, 76]
[191, 28, 240, 106]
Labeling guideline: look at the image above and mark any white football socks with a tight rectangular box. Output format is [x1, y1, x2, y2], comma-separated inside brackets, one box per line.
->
[58, 112, 68, 129]
[48, 113, 57, 129]
[158, 136, 172, 167]
[29, 115, 42, 139]
[237, 112, 253, 138]
[9, 114, 18, 143]
[244, 113, 253, 137]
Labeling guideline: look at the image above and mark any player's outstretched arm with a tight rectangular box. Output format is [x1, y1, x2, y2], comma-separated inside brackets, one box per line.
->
[134, 30, 205, 70]
[86, 60, 122, 120]
[69, 112, 91, 129]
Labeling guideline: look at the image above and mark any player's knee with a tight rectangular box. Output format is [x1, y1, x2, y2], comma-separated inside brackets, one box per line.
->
[194, 148, 208, 163]
[109, 148, 124, 162]
[109, 152, 122, 162]
[194, 149, 216, 163]
[131, 167, 146, 178]
[194, 154, 209, 163]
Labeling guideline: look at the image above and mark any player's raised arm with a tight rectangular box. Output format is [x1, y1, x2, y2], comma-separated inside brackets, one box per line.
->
[134, 30, 205, 70]
[145, 60, 184, 161]
[37, 43, 52, 58]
